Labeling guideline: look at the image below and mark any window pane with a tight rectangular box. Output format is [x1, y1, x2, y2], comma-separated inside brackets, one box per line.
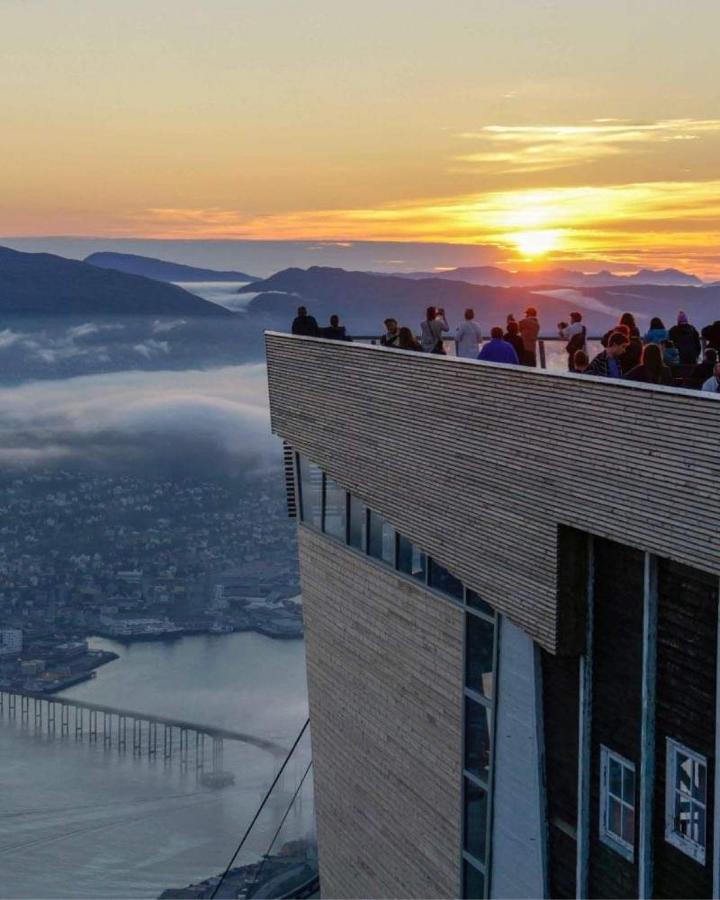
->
[397, 536, 426, 581]
[368, 511, 395, 565]
[677, 754, 692, 796]
[622, 804, 635, 846]
[428, 558, 463, 600]
[466, 589, 494, 617]
[463, 859, 485, 900]
[675, 794, 692, 837]
[693, 760, 706, 803]
[465, 614, 494, 699]
[464, 780, 488, 862]
[348, 495, 367, 551]
[622, 765, 635, 805]
[465, 697, 491, 782]
[323, 478, 346, 540]
[694, 802, 706, 847]
[609, 797, 622, 837]
[299, 456, 322, 529]
[609, 758, 622, 798]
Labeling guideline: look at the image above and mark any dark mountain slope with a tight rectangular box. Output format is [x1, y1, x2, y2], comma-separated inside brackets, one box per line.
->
[0, 246, 233, 316]
[85, 251, 258, 283]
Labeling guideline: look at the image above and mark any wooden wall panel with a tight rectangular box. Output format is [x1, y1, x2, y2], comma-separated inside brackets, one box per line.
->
[266, 332, 720, 653]
[299, 527, 463, 899]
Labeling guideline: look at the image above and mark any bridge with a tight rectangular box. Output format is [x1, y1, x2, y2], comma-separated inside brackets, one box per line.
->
[0, 688, 286, 768]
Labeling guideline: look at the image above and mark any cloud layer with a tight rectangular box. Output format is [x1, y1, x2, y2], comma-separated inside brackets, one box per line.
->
[0, 365, 278, 475]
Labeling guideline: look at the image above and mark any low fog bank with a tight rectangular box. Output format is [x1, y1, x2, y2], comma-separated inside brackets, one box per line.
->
[0, 364, 279, 478]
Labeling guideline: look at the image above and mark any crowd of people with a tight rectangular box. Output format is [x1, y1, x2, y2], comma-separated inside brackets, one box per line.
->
[290, 305, 720, 394]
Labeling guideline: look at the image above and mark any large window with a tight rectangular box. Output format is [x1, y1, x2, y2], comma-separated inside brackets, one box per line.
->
[368, 511, 395, 566]
[462, 603, 497, 899]
[323, 477, 347, 541]
[428, 558, 464, 601]
[397, 536, 426, 582]
[298, 456, 322, 529]
[599, 746, 636, 861]
[348, 495, 367, 552]
[665, 739, 707, 864]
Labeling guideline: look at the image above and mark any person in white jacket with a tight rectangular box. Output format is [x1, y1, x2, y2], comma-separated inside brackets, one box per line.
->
[455, 308, 482, 359]
[701, 362, 720, 393]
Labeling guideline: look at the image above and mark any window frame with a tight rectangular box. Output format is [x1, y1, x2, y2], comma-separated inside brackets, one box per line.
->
[665, 738, 708, 864]
[599, 745, 636, 862]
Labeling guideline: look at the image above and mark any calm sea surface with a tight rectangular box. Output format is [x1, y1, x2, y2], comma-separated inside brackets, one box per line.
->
[0, 633, 309, 899]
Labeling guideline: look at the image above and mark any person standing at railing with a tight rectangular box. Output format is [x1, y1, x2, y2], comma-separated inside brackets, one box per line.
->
[477, 326, 520, 364]
[625, 343, 673, 385]
[669, 311, 701, 364]
[701, 318, 720, 353]
[701, 361, 720, 393]
[291, 306, 320, 337]
[398, 326, 423, 351]
[380, 318, 399, 348]
[689, 348, 718, 389]
[455, 308, 482, 358]
[518, 306, 540, 366]
[504, 320, 525, 362]
[320, 314, 352, 341]
[585, 332, 629, 377]
[558, 311, 586, 371]
[643, 317, 669, 345]
[420, 306, 449, 354]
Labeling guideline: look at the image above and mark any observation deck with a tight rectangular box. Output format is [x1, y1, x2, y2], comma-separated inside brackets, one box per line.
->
[265, 331, 720, 653]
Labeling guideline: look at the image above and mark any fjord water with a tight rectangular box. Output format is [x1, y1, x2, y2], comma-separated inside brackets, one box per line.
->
[0, 632, 308, 899]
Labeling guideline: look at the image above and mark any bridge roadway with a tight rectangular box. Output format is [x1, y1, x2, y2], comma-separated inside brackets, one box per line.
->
[0, 688, 286, 760]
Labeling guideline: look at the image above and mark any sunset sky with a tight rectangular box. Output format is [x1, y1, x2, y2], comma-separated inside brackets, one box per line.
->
[3, 0, 720, 274]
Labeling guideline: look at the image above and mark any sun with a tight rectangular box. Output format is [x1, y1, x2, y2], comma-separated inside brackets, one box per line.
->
[511, 229, 562, 258]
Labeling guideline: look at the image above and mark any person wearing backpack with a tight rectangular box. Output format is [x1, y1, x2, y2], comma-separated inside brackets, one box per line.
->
[559, 312, 586, 371]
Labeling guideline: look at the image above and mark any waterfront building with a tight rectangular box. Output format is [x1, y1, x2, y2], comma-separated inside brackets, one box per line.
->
[265, 331, 720, 899]
[0, 628, 23, 657]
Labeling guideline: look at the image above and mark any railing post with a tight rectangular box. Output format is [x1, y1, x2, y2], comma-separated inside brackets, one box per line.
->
[538, 339, 547, 370]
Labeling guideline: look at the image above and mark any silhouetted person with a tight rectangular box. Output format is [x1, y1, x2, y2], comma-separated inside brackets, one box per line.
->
[643, 316, 668, 345]
[380, 318, 399, 348]
[518, 306, 540, 366]
[585, 332, 629, 378]
[420, 306, 449, 353]
[291, 306, 319, 337]
[558, 311, 586, 371]
[669, 311, 701, 364]
[478, 326, 519, 364]
[503, 320, 525, 362]
[320, 314, 352, 341]
[621, 327, 643, 374]
[398, 326, 422, 351]
[625, 343, 672, 385]
[702, 319, 720, 353]
[690, 349, 718, 388]
[455, 308, 482, 358]
[573, 350, 590, 373]
[619, 312, 637, 330]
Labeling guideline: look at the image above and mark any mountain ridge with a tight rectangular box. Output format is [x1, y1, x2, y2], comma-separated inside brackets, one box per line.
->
[85, 251, 258, 283]
[0, 246, 234, 316]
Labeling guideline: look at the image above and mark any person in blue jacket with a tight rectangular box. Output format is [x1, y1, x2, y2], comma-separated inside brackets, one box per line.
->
[477, 326, 520, 364]
[643, 316, 669, 345]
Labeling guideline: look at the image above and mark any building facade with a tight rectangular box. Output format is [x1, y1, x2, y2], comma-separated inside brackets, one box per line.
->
[0, 628, 23, 657]
[266, 331, 720, 899]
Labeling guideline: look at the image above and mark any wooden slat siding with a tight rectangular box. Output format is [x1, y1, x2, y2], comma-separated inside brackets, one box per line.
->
[541, 652, 580, 899]
[653, 560, 718, 900]
[265, 332, 720, 654]
[588, 539, 644, 899]
[298, 527, 464, 899]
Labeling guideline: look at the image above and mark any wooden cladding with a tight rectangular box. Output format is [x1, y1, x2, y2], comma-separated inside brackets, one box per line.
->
[265, 332, 720, 653]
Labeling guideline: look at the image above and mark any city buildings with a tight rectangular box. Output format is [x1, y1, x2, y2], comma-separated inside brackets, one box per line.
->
[265, 331, 720, 899]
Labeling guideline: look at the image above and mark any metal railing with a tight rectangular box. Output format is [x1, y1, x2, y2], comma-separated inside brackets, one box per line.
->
[352, 334, 604, 373]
